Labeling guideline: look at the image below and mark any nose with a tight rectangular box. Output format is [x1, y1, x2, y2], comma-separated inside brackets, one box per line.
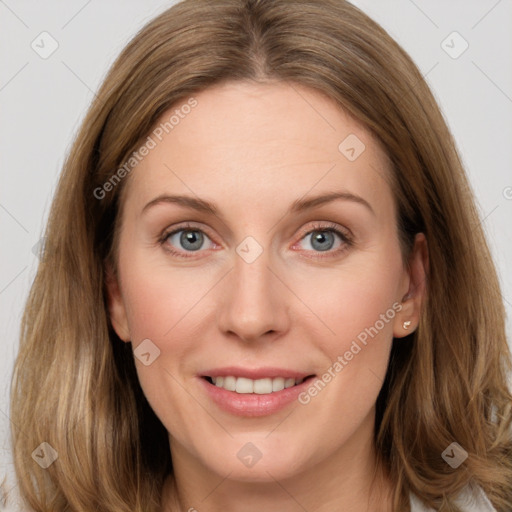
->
[217, 245, 290, 343]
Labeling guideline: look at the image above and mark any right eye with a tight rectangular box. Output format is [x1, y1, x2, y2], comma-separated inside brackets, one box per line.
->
[159, 223, 216, 258]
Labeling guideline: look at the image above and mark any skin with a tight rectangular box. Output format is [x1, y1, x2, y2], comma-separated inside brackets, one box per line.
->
[106, 80, 427, 512]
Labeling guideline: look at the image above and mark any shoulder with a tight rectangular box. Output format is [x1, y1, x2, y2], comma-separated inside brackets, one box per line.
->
[409, 484, 497, 512]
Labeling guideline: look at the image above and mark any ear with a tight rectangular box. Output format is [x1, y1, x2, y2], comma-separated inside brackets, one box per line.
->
[393, 233, 429, 338]
[104, 261, 131, 342]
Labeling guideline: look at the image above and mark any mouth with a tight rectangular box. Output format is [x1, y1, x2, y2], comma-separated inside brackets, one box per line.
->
[199, 371, 317, 417]
[202, 375, 315, 394]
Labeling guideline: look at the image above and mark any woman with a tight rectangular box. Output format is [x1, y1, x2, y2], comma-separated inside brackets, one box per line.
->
[9, 0, 512, 510]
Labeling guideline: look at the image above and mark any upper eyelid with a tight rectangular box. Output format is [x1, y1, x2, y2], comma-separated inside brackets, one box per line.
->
[299, 222, 351, 238]
[163, 222, 215, 241]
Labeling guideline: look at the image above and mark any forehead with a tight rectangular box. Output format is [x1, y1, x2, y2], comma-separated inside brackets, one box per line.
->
[121, 81, 393, 218]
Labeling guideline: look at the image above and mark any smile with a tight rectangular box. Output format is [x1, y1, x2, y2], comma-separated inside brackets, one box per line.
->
[199, 369, 317, 417]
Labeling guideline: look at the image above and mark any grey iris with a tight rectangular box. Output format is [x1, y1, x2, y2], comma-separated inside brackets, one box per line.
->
[181, 230, 204, 251]
[311, 231, 335, 252]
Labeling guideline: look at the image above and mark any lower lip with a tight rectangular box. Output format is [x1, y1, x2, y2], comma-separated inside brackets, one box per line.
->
[199, 376, 316, 417]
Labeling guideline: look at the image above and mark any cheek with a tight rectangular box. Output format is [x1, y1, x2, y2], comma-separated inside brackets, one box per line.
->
[291, 249, 403, 430]
[120, 251, 212, 344]
[297, 256, 402, 356]
[290, 267, 401, 440]
[118, 256, 213, 433]
[292, 250, 402, 418]
[118, 253, 218, 411]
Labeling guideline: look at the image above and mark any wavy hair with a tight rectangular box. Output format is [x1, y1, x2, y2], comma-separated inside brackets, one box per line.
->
[10, 0, 512, 510]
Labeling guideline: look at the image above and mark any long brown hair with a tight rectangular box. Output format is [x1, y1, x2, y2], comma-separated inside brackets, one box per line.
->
[10, 0, 512, 510]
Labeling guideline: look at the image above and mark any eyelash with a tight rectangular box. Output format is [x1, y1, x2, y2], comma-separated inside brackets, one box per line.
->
[157, 221, 353, 260]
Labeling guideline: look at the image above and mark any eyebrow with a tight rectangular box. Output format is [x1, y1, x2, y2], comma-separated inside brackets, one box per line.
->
[141, 191, 375, 217]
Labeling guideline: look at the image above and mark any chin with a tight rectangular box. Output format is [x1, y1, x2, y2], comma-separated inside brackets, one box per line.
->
[202, 440, 310, 482]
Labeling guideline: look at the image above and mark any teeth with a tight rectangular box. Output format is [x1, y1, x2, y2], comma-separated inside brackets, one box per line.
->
[211, 376, 306, 394]
[236, 377, 254, 394]
[223, 376, 236, 391]
[272, 377, 285, 392]
[284, 378, 295, 388]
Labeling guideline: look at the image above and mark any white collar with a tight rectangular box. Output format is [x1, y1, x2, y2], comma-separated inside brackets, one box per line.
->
[409, 484, 497, 511]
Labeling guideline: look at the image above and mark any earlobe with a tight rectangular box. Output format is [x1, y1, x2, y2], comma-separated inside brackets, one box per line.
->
[104, 262, 131, 342]
[394, 233, 429, 338]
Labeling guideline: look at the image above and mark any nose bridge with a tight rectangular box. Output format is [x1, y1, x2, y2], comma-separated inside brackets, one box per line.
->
[217, 235, 288, 342]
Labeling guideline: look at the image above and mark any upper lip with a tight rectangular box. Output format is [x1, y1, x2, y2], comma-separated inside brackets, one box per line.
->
[200, 366, 315, 380]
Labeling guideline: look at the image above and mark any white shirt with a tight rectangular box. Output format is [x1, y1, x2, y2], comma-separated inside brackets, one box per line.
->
[410, 485, 497, 511]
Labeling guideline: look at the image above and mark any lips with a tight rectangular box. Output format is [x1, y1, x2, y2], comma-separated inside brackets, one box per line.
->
[199, 367, 316, 416]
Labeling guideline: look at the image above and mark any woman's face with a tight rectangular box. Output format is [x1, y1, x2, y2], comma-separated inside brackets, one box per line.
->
[107, 81, 424, 483]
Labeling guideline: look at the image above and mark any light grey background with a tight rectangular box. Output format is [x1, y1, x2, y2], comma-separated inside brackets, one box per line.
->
[1, 0, 511, 507]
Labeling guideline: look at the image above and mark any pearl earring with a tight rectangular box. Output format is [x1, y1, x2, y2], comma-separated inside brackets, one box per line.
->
[403, 320, 412, 330]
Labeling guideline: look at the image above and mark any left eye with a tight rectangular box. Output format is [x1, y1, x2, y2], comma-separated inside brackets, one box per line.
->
[297, 228, 345, 253]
